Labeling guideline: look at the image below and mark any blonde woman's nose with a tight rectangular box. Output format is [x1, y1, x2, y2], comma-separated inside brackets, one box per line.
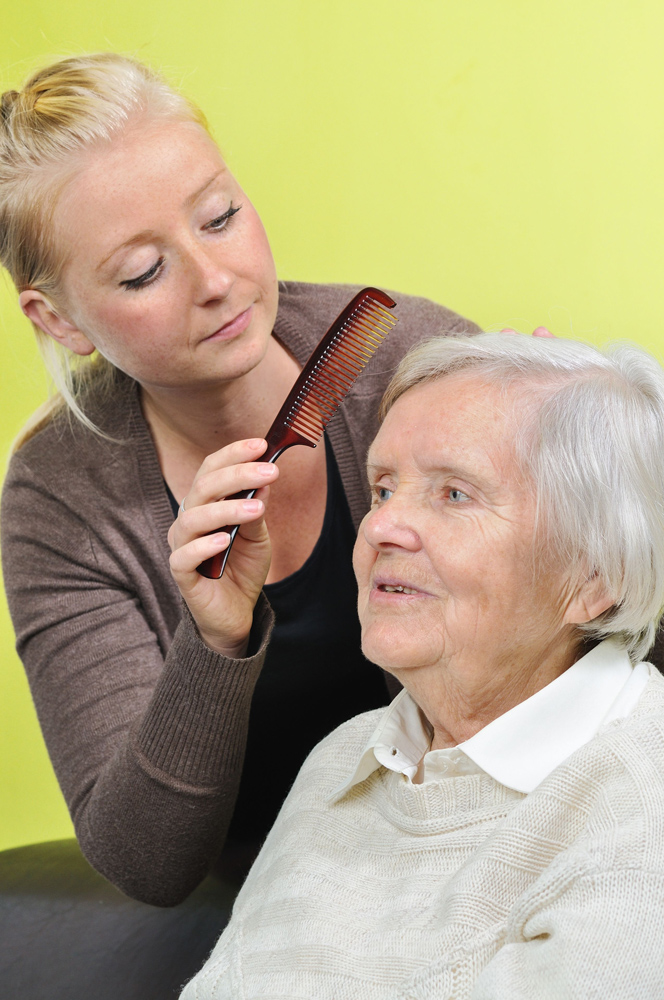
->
[190, 246, 235, 305]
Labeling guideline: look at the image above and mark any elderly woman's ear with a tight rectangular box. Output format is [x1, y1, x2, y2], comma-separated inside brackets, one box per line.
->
[563, 571, 614, 626]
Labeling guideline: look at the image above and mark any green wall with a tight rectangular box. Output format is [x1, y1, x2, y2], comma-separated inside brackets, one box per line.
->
[2, 0, 664, 850]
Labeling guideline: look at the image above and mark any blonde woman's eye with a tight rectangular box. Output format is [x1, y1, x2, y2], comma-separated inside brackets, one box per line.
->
[120, 257, 165, 291]
[204, 203, 242, 231]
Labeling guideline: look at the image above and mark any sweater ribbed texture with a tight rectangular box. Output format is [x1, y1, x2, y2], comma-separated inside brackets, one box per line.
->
[182, 668, 664, 999]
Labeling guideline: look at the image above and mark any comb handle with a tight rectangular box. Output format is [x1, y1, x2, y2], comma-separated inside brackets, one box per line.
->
[197, 425, 316, 579]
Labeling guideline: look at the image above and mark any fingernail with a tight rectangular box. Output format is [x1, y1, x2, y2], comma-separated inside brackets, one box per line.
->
[257, 464, 274, 477]
[242, 500, 262, 512]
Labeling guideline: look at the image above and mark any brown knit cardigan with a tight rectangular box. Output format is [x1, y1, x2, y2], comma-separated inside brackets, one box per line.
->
[1, 282, 480, 905]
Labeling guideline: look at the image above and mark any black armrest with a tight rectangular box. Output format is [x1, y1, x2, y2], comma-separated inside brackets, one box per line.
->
[0, 839, 234, 1000]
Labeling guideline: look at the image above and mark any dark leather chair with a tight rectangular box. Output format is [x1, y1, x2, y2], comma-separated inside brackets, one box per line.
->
[0, 839, 234, 999]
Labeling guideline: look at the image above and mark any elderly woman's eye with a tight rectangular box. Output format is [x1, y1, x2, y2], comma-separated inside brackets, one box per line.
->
[448, 488, 470, 503]
[371, 486, 393, 505]
[204, 203, 242, 231]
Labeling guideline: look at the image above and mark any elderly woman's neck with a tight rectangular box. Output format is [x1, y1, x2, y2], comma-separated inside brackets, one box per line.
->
[405, 633, 584, 750]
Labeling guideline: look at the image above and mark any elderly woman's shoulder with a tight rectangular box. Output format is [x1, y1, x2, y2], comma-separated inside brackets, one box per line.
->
[558, 667, 664, 810]
[614, 665, 664, 752]
[508, 671, 664, 892]
[274, 281, 481, 361]
[312, 706, 384, 760]
[279, 707, 386, 802]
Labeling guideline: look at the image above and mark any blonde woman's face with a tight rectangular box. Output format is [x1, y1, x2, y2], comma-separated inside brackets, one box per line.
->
[50, 120, 279, 390]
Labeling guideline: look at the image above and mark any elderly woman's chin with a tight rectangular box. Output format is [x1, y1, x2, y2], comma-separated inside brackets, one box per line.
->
[362, 627, 438, 676]
[357, 596, 445, 676]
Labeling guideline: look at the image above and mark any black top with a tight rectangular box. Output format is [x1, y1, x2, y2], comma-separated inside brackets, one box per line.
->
[165, 436, 389, 846]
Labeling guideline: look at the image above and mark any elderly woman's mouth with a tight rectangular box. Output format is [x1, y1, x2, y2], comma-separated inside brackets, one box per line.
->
[378, 584, 419, 594]
[372, 579, 429, 597]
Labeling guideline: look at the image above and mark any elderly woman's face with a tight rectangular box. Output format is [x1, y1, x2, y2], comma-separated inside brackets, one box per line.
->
[353, 374, 579, 684]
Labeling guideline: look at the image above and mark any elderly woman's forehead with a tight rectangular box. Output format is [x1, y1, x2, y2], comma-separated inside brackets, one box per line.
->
[424, 372, 545, 426]
[371, 429, 507, 480]
[376, 376, 521, 441]
[402, 371, 524, 415]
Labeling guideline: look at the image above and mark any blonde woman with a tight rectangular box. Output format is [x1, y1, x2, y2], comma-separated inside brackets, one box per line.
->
[0, 55, 480, 905]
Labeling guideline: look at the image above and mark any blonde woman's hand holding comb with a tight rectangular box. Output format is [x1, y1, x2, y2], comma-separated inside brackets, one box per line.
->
[168, 437, 277, 658]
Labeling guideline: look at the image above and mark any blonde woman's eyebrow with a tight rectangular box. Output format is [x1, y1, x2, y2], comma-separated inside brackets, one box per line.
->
[96, 168, 228, 272]
[183, 167, 227, 208]
[96, 231, 158, 272]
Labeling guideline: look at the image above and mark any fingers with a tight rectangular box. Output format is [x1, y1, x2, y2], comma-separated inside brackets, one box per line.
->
[197, 438, 267, 478]
[500, 326, 556, 338]
[170, 495, 269, 576]
[169, 528, 232, 580]
[532, 326, 555, 338]
[178, 496, 265, 541]
[169, 512, 270, 658]
[167, 440, 274, 656]
[188, 448, 279, 510]
[169, 490, 269, 554]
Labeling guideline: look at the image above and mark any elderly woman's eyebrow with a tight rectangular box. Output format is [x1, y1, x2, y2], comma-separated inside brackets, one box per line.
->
[365, 458, 493, 491]
[365, 459, 391, 478]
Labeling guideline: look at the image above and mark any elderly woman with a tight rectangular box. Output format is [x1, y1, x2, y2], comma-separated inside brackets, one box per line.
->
[181, 332, 664, 998]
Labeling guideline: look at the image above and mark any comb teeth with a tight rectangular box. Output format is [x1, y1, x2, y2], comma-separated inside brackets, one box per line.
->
[196, 288, 397, 579]
[285, 297, 397, 444]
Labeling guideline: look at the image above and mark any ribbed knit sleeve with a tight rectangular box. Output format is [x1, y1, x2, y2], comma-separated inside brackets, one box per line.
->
[74, 600, 275, 907]
[135, 602, 273, 787]
[1, 445, 274, 906]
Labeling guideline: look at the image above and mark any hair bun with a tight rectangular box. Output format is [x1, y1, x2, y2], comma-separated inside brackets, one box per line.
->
[1, 89, 20, 121]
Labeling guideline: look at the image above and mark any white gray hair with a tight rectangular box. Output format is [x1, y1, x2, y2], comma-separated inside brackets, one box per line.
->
[381, 333, 664, 663]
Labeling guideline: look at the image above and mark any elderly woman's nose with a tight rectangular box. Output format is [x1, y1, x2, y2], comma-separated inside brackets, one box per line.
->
[362, 497, 422, 552]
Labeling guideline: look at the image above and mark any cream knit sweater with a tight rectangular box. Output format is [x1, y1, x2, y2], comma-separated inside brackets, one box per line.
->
[181, 667, 664, 999]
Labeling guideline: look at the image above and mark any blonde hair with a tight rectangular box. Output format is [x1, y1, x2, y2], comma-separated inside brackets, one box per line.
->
[0, 53, 208, 448]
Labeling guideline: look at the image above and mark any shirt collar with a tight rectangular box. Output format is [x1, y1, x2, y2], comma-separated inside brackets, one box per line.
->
[333, 637, 645, 799]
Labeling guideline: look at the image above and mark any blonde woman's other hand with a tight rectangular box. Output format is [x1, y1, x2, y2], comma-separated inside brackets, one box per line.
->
[501, 326, 555, 337]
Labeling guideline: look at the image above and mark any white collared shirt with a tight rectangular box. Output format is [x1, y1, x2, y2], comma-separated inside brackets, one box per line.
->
[336, 637, 650, 797]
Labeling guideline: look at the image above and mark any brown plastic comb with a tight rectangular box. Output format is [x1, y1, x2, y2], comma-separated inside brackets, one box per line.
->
[198, 287, 398, 579]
